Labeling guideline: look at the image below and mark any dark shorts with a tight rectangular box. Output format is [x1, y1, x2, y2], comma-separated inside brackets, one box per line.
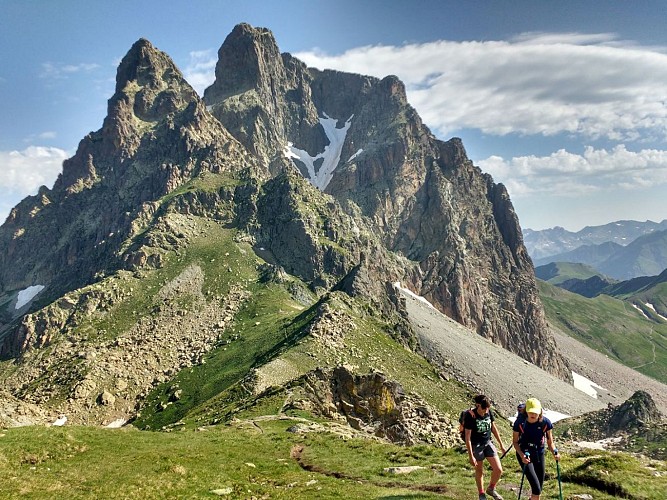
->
[472, 441, 497, 461]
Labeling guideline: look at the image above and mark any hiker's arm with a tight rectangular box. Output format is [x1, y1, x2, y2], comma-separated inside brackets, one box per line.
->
[465, 429, 476, 466]
[491, 422, 505, 453]
[546, 429, 560, 461]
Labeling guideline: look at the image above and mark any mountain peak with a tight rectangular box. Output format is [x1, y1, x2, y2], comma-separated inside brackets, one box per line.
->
[115, 38, 171, 94]
[97, 38, 199, 159]
[204, 23, 283, 103]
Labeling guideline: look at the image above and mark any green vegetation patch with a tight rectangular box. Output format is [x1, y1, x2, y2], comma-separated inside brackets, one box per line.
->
[537, 262, 611, 285]
[538, 280, 667, 383]
[132, 279, 316, 429]
[561, 450, 667, 500]
[0, 420, 458, 499]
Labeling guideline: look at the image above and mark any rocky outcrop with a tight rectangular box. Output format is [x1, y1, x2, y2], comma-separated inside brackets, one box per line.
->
[561, 390, 664, 443]
[0, 256, 251, 426]
[284, 366, 459, 447]
[252, 170, 369, 289]
[608, 390, 663, 433]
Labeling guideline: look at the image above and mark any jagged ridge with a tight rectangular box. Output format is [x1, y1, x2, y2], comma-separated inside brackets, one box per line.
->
[0, 23, 569, 427]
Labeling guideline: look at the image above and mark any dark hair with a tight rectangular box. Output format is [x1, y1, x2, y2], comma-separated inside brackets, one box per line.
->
[474, 395, 490, 409]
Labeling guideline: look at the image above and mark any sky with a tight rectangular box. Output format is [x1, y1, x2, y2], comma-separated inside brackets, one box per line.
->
[1, 0, 667, 231]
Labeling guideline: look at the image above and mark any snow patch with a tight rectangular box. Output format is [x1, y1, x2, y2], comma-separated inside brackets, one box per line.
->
[348, 148, 363, 162]
[105, 418, 127, 428]
[52, 415, 67, 426]
[285, 113, 353, 190]
[509, 409, 571, 425]
[645, 302, 667, 322]
[572, 371, 606, 398]
[543, 409, 571, 423]
[15, 285, 45, 309]
[392, 282, 435, 309]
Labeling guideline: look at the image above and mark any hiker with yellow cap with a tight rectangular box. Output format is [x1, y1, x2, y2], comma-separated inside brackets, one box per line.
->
[512, 398, 561, 499]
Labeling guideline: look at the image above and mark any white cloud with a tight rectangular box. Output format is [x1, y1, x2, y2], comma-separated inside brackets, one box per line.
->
[510, 32, 620, 46]
[40, 62, 101, 79]
[183, 49, 217, 96]
[38, 131, 57, 140]
[294, 33, 667, 141]
[0, 146, 68, 195]
[478, 145, 667, 197]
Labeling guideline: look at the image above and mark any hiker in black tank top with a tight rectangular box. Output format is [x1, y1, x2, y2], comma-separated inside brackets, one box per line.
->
[464, 395, 507, 500]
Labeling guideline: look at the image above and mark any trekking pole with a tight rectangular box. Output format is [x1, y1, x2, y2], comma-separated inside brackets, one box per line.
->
[517, 451, 529, 499]
[500, 447, 512, 460]
[556, 459, 563, 500]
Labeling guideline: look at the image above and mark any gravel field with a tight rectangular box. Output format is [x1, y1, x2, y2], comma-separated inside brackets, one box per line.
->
[402, 291, 667, 418]
[551, 326, 667, 414]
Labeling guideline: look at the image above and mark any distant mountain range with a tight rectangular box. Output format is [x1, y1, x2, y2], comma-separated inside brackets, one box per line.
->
[536, 261, 667, 313]
[527, 221, 667, 280]
[524, 220, 667, 260]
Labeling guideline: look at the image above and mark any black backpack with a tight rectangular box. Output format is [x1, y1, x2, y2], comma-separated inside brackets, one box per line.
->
[517, 419, 549, 448]
[458, 408, 476, 441]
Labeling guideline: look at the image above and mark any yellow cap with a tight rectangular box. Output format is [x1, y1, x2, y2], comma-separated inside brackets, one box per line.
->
[525, 398, 542, 414]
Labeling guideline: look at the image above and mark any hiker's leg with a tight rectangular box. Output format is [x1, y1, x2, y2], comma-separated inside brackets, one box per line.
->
[524, 462, 542, 498]
[474, 461, 485, 492]
[535, 455, 546, 490]
[486, 454, 503, 485]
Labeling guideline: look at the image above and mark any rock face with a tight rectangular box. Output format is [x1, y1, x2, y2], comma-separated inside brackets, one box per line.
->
[284, 366, 459, 447]
[0, 22, 569, 424]
[204, 23, 324, 171]
[607, 390, 662, 433]
[0, 38, 252, 302]
[202, 23, 567, 379]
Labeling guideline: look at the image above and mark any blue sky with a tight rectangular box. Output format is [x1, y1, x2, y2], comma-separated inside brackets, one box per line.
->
[1, 0, 666, 231]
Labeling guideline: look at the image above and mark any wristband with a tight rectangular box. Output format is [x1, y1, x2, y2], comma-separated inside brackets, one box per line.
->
[553, 448, 559, 455]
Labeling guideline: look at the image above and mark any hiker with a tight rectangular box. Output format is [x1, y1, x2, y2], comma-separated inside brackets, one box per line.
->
[515, 402, 526, 424]
[512, 398, 561, 499]
[463, 394, 507, 500]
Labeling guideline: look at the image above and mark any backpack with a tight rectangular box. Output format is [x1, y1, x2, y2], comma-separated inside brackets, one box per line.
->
[517, 419, 549, 449]
[458, 408, 476, 442]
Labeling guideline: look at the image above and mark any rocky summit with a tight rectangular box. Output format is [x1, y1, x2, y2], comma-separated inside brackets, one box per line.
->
[1, 23, 565, 429]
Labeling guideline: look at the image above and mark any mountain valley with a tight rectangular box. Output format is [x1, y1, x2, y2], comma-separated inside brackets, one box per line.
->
[0, 23, 666, 499]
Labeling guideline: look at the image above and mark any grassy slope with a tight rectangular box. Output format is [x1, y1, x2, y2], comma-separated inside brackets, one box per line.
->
[134, 275, 476, 431]
[2, 172, 666, 498]
[1, 422, 664, 499]
[538, 280, 667, 384]
[536, 262, 611, 285]
[627, 281, 667, 319]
